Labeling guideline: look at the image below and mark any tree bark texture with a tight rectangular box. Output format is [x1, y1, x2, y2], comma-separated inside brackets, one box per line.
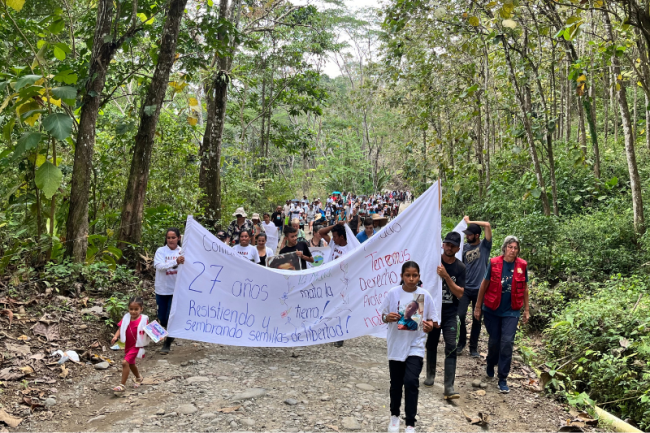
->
[605, 12, 645, 234]
[65, 0, 117, 261]
[117, 0, 188, 251]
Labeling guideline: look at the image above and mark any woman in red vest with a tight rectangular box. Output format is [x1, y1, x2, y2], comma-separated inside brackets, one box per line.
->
[474, 235, 530, 394]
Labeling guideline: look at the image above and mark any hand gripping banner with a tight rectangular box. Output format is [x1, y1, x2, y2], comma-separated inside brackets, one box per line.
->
[167, 182, 442, 347]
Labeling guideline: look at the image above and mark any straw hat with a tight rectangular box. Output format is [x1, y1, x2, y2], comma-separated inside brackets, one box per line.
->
[232, 207, 248, 217]
[371, 213, 388, 227]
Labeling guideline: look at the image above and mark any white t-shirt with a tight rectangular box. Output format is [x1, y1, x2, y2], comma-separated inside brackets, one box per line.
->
[380, 286, 435, 361]
[233, 244, 260, 263]
[330, 241, 352, 261]
[154, 245, 183, 295]
[261, 222, 278, 239]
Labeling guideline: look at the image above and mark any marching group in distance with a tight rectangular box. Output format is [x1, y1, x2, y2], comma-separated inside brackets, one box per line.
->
[116, 191, 530, 433]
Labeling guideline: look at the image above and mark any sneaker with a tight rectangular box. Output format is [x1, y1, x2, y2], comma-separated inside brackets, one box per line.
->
[498, 379, 510, 393]
[388, 416, 400, 433]
[486, 365, 495, 379]
[469, 349, 480, 358]
[456, 344, 465, 354]
[405, 426, 416, 433]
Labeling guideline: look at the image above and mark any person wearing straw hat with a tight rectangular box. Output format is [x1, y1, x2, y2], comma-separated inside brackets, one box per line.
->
[371, 213, 388, 229]
[226, 207, 253, 246]
[251, 213, 263, 240]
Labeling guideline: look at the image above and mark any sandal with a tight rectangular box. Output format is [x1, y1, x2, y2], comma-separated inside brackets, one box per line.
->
[133, 376, 144, 388]
[113, 384, 126, 392]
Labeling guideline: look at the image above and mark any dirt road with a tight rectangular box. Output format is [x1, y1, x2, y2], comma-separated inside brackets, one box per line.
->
[23, 332, 569, 432]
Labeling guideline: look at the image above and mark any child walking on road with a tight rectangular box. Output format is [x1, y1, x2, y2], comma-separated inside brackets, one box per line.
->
[111, 297, 150, 392]
[381, 261, 436, 433]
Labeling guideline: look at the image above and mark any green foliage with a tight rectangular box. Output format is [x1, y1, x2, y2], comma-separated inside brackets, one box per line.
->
[543, 275, 650, 429]
[104, 294, 129, 326]
[42, 259, 137, 294]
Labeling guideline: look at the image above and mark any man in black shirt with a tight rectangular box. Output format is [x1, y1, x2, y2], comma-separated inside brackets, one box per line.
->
[271, 206, 284, 229]
[279, 226, 313, 269]
[424, 232, 466, 400]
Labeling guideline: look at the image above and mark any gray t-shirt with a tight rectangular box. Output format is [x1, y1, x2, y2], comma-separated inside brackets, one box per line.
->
[462, 238, 493, 292]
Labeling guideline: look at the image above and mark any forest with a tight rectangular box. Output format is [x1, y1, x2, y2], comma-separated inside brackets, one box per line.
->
[1, 0, 650, 429]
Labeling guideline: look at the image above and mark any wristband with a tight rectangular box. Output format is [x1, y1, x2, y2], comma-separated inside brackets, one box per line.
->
[382, 313, 388, 323]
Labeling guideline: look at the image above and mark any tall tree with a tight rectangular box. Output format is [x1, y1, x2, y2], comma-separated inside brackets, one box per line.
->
[65, 0, 143, 261]
[117, 0, 189, 252]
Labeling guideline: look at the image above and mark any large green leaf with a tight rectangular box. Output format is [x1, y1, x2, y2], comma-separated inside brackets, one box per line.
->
[35, 161, 63, 199]
[15, 75, 42, 91]
[53, 70, 78, 85]
[42, 113, 73, 140]
[52, 86, 77, 100]
[14, 132, 43, 158]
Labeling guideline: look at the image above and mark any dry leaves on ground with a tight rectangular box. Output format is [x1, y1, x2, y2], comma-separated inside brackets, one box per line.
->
[32, 321, 60, 341]
[462, 410, 490, 427]
[0, 310, 14, 327]
[4, 342, 31, 356]
[0, 409, 22, 428]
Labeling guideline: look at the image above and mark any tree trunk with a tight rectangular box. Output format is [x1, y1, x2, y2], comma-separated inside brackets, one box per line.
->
[198, 0, 241, 229]
[566, 60, 572, 144]
[65, 0, 117, 262]
[200, 69, 229, 229]
[582, 97, 601, 178]
[117, 0, 188, 252]
[578, 98, 587, 157]
[502, 38, 552, 217]
[605, 12, 645, 234]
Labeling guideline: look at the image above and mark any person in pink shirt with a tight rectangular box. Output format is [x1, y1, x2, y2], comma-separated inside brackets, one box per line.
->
[111, 297, 150, 392]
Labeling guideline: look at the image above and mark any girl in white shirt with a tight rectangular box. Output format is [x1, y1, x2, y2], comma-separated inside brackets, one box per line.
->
[380, 261, 436, 433]
[255, 233, 275, 266]
[154, 228, 185, 354]
[232, 231, 260, 263]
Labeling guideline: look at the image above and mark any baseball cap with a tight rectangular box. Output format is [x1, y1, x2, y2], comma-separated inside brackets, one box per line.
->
[463, 223, 482, 236]
[216, 230, 227, 241]
[443, 232, 461, 246]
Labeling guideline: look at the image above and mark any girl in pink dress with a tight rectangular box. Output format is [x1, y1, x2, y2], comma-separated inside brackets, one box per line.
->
[110, 297, 149, 392]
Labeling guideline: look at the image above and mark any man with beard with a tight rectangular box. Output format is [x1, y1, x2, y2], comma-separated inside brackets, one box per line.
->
[424, 232, 465, 400]
[457, 216, 492, 357]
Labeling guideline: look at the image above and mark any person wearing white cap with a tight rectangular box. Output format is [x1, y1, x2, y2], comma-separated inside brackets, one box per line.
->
[226, 207, 253, 246]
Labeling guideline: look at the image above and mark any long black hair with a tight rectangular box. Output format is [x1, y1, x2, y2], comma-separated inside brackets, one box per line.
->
[164, 227, 182, 246]
[400, 260, 423, 286]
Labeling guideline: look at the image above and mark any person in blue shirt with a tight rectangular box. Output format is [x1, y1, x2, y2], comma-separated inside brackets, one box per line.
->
[356, 217, 375, 243]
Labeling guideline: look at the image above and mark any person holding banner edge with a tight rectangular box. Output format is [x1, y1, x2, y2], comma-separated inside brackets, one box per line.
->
[153, 228, 185, 354]
[457, 216, 493, 358]
[279, 226, 314, 269]
[424, 231, 465, 400]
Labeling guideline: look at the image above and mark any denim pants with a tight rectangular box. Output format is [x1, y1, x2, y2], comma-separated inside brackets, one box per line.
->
[457, 289, 481, 351]
[389, 356, 423, 427]
[483, 310, 519, 380]
[155, 294, 174, 328]
[426, 307, 458, 360]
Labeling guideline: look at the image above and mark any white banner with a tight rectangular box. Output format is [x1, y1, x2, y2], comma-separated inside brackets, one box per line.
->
[167, 182, 442, 347]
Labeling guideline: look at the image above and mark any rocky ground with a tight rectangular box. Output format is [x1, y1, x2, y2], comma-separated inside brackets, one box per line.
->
[16, 332, 575, 433]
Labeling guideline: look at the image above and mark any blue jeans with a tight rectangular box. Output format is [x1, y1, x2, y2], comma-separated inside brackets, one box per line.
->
[155, 294, 174, 328]
[457, 289, 481, 351]
[483, 310, 519, 380]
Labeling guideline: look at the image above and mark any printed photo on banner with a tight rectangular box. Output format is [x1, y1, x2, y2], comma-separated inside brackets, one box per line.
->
[308, 246, 329, 268]
[144, 320, 168, 343]
[267, 252, 303, 270]
[397, 293, 425, 331]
